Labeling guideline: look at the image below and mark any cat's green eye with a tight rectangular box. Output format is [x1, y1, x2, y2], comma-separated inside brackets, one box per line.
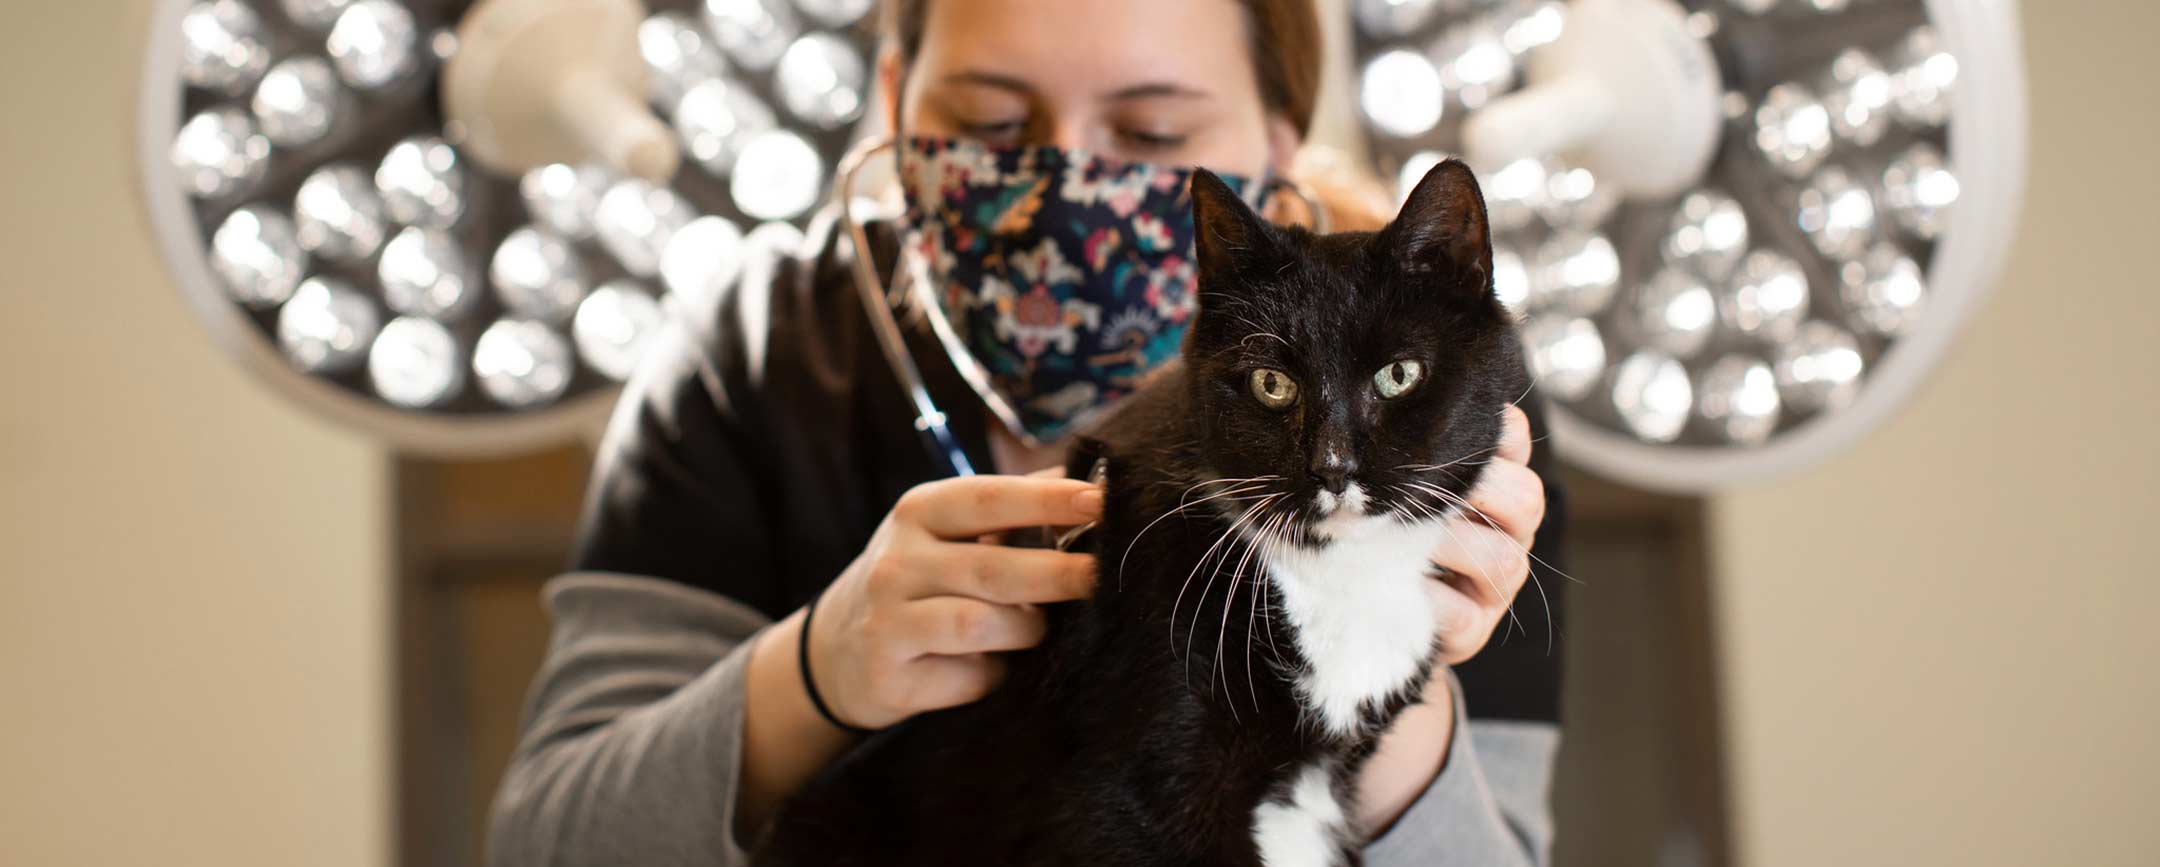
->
[1374, 360, 1425, 399]
[1249, 368, 1298, 410]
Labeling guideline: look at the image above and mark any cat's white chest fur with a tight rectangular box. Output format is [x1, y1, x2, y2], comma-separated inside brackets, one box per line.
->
[1262, 488, 1444, 738]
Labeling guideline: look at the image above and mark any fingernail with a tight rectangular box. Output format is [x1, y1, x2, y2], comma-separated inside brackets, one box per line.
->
[1073, 488, 1104, 517]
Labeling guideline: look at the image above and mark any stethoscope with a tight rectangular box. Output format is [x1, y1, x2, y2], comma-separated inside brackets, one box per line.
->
[835, 137, 983, 478]
[832, 136, 1330, 489]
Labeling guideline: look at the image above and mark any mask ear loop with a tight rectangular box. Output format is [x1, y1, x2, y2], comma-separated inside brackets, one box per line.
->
[836, 135, 978, 477]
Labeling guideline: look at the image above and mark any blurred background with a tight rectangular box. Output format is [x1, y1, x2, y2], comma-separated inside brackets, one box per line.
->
[2, 0, 2154, 865]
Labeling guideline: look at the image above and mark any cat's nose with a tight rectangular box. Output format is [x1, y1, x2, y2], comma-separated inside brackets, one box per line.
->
[1309, 454, 1354, 495]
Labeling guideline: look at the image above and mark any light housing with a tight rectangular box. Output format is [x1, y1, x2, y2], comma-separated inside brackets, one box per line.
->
[139, 0, 879, 455]
[1352, 0, 2026, 491]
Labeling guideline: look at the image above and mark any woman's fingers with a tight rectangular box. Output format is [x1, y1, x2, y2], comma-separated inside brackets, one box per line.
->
[898, 475, 1104, 539]
[1420, 579, 1491, 666]
[905, 653, 1009, 713]
[897, 596, 1050, 656]
[1429, 520, 1530, 610]
[1462, 458, 1545, 547]
[1497, 404, 1532, 465]
[913, 543, 1097, 604]
[1426, 509, 1542, 665]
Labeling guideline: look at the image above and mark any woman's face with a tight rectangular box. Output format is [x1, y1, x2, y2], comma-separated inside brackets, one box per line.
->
[885, 0, 1299, 179]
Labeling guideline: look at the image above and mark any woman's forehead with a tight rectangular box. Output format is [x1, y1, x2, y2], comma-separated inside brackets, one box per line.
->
[913, 0, 1262, 103]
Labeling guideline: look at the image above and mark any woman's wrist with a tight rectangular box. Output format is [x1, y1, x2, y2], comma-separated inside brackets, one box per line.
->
[1354, 671, 1457, 840]
[738, 607, 857, 838]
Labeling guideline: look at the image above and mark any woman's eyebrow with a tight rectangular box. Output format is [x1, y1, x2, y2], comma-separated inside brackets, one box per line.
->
[1104, 82, 1212, 102]
[942, 69, 1035, 95]
[937, 71, 1209, 102]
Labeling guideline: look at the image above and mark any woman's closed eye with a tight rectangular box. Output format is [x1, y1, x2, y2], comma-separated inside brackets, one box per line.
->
[1116, 128, 1190, 154]
[956, 118, 1028, 145]
[953, 121, 1189, 154]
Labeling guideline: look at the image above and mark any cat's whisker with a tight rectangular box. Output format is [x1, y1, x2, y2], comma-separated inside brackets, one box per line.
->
[1409, 482, 1511, 603]
[1384, 483, 1437, 527]
[1389, 483, 1444, 525]
[1200, 494, 1280, 671]
[1216, 517, 1260, 717]
[1179, 474, 1282, 501]
[1416, 481, 1566, 655]
[1177, 493, 1282, 691]
[1400, 480, 1572, 655]
[1390, 483, 1538, 651]
[1433, 499, 1527, 640]
[1254, 512, 1287, 671]
[1124, 480, 1275, 592]
[1513, 367, 1543, 408]
[1525, 569, 1557, 656]
[1175, 478, 1279, 515]
[1396, 457, 1493, 472]
[1391, 482, 1494, 605]
[1215, 520, 1260, 723]
[1395, 440, 1506, 474]
[1232, 508, 1285, 720]
[1172, 511, 1247, 673]
[1402, 479, 1582, 587]
[1199, 496, 1285, 711]
[1239, 512, 1270, 718]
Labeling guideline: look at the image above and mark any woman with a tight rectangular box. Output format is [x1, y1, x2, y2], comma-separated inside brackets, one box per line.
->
[488, 1, 1567, 864]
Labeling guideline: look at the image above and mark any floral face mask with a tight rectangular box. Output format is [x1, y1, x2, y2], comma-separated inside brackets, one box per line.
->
[897, 136, 1273, 444]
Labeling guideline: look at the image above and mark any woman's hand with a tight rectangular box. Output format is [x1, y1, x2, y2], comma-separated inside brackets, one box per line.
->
[808, 475, 1103, 729]
[740, 474, 1101, 835]
[1356, 404, 1547, 837]
[1429, 403, 1545, 666]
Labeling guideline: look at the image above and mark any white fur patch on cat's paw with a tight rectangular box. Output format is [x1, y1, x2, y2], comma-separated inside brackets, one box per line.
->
[1251, 764, 1349, 867]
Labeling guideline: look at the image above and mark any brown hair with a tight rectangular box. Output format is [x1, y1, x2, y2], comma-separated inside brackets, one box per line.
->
[879, 0, 1324, 136]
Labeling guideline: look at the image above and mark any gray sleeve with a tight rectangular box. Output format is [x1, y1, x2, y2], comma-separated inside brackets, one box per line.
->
[1363, 671, 1561, 867]
[487, 573, 775, 867]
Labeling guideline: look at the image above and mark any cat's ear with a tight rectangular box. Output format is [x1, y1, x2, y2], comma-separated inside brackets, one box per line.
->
[1380, 158, 1492, 293]
[1190, 168, 1279, 280]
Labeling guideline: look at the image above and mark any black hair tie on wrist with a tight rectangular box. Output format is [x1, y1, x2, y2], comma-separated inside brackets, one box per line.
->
[799, 595, 870, 736]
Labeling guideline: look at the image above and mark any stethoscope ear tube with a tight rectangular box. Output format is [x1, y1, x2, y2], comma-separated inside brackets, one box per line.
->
[835, 136, 979, 478]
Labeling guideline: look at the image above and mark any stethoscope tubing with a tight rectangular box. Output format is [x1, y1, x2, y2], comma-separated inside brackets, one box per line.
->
[835, 137, 980, 477]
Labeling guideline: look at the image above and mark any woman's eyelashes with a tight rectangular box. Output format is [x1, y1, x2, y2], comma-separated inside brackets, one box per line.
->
[954, 118, 1027, 145]
[1115, 128, 1190, 154]
[950, 121, 1190, 155]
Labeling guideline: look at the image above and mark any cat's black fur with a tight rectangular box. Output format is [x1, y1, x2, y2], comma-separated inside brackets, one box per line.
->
[755, 160, 1526, 867]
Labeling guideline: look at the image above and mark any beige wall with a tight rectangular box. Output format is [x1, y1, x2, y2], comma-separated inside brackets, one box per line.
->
[1708, 2, 2160, 865]
[0, 4, 393, 867]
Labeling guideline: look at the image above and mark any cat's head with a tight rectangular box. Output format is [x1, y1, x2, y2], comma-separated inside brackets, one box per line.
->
[1184, 159, 1524, 546]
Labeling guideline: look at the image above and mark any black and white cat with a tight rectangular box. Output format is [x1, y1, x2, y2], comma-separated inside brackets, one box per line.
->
[756, 158, 1526, 867]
